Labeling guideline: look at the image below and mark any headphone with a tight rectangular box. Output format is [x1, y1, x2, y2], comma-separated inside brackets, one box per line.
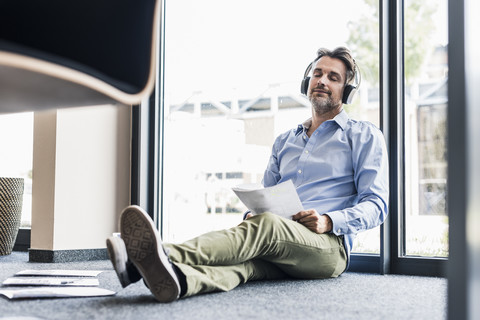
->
[300, 55, 361, 104]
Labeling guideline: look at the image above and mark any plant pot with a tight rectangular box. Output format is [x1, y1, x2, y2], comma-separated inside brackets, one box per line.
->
[0, 177, 24, 255]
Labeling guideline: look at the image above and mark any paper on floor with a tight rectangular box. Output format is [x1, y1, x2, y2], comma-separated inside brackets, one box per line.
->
[3, 277, 100, 287]
[14, 269, 103, 277]
[0, 287, 115, 300]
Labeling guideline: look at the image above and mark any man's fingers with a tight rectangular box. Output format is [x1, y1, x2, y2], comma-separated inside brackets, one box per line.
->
[300, 220, 320, 233]
[294, 211, 331, 234]
[298, 216, 316, 225]
[294, 210, 318, 222]
[293, 209, 317, 220]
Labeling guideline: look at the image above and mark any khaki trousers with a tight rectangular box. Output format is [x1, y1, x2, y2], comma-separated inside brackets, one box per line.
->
[164, 212, 347, 298]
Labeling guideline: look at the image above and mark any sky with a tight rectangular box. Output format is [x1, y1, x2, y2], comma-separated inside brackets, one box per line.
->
[163, 0, 370, 103]
[163, 0, 447, 104]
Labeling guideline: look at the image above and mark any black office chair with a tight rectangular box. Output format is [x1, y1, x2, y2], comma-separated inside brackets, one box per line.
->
[0, 0, 158, 113]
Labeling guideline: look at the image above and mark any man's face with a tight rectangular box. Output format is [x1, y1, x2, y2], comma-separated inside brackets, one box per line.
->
[307, 56, 347, 115]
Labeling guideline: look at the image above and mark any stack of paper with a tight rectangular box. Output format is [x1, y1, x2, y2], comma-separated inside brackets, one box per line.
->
[0, 269, 116, 300]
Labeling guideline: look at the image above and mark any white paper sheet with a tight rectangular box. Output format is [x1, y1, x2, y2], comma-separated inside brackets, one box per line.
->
[14, 270, 103, 277]
[232, 180, 303, 218]
[0, 287, 115, 300]
[3, 277, 100, 287]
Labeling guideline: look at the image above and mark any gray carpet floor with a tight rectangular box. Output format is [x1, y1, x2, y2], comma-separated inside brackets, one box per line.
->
[0, 252, 446, 320]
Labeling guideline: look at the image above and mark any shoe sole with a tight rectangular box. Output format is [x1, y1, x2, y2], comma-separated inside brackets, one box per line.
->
[120, 206, 180, 302]
[106, 237, 130, 288]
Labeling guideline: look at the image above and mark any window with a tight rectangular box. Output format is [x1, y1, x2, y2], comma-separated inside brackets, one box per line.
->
[162, 0, 381, 251]
[151, 0, 450, 275]
[0, 112, 33, 229]
[403, 0, 448, 258]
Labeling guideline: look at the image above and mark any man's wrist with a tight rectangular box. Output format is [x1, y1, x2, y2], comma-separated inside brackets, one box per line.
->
[323, 214, 333, 233]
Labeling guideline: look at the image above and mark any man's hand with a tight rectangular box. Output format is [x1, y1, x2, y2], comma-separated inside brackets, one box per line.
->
[245, 212, 254, 219]
[292, 209, 332, 234]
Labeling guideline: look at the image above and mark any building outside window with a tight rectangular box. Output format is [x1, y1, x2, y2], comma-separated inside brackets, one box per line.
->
[403, 0, 448, 257]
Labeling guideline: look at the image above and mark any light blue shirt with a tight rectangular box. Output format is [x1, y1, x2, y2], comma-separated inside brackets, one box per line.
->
[262, 110, 389, 263]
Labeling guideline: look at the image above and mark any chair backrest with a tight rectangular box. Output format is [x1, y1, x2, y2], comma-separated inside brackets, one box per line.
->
[0, 0, 158, 113]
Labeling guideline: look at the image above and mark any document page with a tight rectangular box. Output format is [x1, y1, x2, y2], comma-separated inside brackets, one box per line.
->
[0, 287, 115, 300]
[15, 270, 103, 277]
[232, 180, 303, 218]
[3, 277, 100, 287]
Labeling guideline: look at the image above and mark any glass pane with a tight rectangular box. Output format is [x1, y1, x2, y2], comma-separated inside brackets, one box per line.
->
[0, 112, 33, 228]
[347, 0, 381, 254]
[404, 0, 448, 257]
[163, 0, 380, 254]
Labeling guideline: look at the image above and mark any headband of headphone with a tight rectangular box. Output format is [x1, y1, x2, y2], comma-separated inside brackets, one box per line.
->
[300, 55, 361, 104]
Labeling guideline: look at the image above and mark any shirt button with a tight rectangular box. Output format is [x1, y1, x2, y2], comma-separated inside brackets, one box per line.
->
[305, 150, 309, 154]
[298, 169, 302, 174]
[337, 229, 341, 233]
[303, 135, 306, 139]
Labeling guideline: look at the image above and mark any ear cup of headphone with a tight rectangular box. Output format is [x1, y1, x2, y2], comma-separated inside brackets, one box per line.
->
[342, 84, 358, 104]
[301, 76, 310, 95]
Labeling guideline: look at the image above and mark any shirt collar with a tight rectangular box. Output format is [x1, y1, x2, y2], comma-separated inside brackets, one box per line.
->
[295, 109, 349, 136]
[295, 118, 312, 136]
[334, 109, 349, 130]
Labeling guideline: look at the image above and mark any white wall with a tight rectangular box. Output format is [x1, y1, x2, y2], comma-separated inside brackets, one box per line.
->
[30, 104, 131, 250]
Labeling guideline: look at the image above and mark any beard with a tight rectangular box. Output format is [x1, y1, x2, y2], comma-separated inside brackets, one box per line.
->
[309, 91, 341, 115]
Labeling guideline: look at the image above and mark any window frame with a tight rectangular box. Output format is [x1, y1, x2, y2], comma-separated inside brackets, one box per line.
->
[135, 0, 448, 277]
[380, 0, 447, 277]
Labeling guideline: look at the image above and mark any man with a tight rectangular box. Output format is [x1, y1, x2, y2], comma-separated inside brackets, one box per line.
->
[106, 46, 389, 302]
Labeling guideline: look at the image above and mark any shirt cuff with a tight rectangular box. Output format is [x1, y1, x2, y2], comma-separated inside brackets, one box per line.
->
[325, 210, 346, 235]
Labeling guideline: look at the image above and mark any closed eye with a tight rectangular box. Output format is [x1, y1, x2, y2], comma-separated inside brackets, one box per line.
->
[329, 75, 340, 82]
[313, 69, 341, 82]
